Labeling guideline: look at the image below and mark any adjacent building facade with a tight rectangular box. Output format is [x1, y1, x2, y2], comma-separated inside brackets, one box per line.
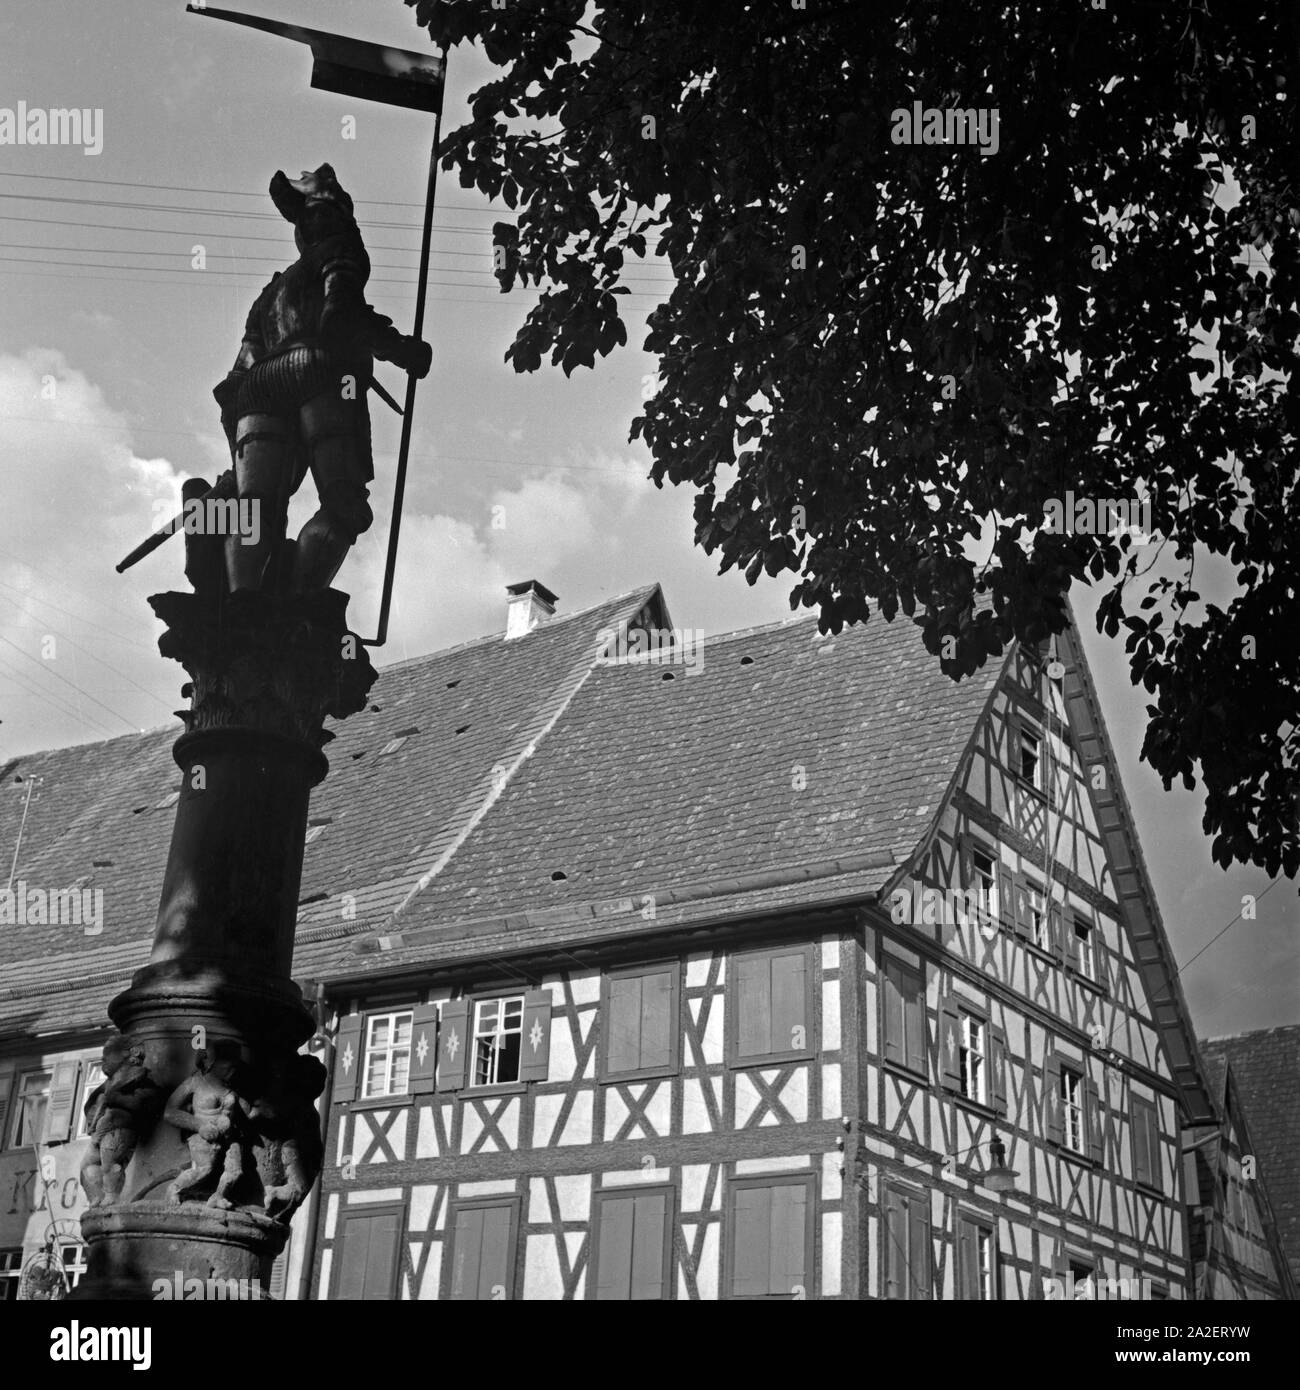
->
[0, 582, 1288, 1298]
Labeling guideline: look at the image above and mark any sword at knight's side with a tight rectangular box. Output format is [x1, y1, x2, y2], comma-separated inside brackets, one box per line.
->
[182, 5, 449, 648]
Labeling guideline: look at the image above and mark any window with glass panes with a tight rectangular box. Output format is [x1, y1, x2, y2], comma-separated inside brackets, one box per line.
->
[1060, 1066, 1085, 1153]
[60, 1243, 88, 1290]
[473, 995, 525, 1085]
[0, 1250, 21, 1301]
[970, 846, 997, 921]
[959, 1012, 986, 1105]
[361, 1012, 412, 1099]
[958, 1216, 997, 1300]
[1074, 917, 1095, 980]
[10, 1069, 52, 1147]
[75, 1060, 105, 1139]
[1017, 724, 1041, 787]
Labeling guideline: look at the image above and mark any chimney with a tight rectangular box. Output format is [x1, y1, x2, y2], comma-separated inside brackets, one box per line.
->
[505, 580, 558, 640]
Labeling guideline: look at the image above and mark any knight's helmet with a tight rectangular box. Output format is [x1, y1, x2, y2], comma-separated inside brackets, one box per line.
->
[269, 163, 356, 249]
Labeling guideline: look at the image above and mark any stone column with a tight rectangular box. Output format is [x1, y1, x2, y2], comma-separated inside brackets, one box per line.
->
[74, 586, 375, 1300]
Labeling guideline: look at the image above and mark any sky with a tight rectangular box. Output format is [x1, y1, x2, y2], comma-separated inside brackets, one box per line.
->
[0, 0, 1294, 1042]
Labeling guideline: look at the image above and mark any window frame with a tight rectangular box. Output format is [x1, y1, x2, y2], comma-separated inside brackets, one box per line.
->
[599, 960, 682, 1082]
[446, 1194, 522, 1301]
[359, 1009, 414, 1101]
[1015, 719, 1044, 793]
[959, 1009, 988, 1107]
[957, 1211, 1000, 1301]
[1073, 913, 1097, 982]
[469, 990, 528, 1090]
[967, 841, 998, 926]
[724, 1170, 818, 1300]
[587, 1183, 677, 1301]
[1060, 1064, 1086, 1156]
[8, 1067, 53, 1149]
[74, 1058, 105, 1140]
[0, 1249, 22, 1302]
[726, 942, 817, 1069]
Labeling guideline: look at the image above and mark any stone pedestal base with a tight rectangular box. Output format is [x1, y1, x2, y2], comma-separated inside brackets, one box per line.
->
[77, 1203, 284, 1301]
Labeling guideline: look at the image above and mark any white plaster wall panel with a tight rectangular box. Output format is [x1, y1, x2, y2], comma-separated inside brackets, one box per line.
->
[523, 1234, 564, 1299]
[822, 1211, 842, 1297]
[681, 1163, 709, 1212]
[822, 980, 841, 1051]
[456, 1179, 516, 1196]
[409, 1184, 438, 1233]
[347, 1187, 402, 1204]
[415, 1105, 439, 1159]
[821, 937, 840, 971]
[780, 1067, 809, 1123]
[821, 1062, 842, 1120]
[325, 1192, 338, 1239]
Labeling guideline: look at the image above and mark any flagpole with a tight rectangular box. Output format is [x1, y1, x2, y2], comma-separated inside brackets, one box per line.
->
[365, 72, 444, 649]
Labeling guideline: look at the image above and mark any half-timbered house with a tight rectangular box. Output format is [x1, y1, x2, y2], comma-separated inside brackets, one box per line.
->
[0, 581, 1285, 1299]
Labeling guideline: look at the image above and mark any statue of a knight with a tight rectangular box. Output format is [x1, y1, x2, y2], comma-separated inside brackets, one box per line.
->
[212, 164, 431, 593]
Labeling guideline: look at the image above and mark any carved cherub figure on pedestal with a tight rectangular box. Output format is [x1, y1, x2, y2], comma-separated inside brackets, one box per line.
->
[165, 1050, 248, 1210]
[80, 1037, 162, 1208]
[248, 1053, 328, 1221]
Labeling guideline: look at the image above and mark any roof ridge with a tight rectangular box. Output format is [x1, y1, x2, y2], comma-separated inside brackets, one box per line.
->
[374, 584, 660, 674]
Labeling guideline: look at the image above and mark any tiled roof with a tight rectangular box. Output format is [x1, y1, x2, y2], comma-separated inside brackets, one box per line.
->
[1200, 1026, 1300, 1280]
[0, 583, 1002, 1031]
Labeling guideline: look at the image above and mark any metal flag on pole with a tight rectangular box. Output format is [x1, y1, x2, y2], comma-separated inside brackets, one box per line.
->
[185, 4, 448, 648]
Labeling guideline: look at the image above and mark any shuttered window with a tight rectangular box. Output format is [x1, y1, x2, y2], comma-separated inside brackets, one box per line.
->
[957, 1216, 998, 1300]
[10, 1069, 52, 1148]
[881, 955, 927, 1076]
[591, 1187, 672, 1299]
[729, 1174, 815, 1299]
[334, 1204, 403, 1300]
[74, 1059, 105, 1139]
[1132, 1097, 1161, 1190]
[730, 945, 814, 1065]
[449, 1198, 519, 1300]
[360, 1011, 413, 1099]
[883, 1185, 932, 1300]
[603, 964, 680, 1078]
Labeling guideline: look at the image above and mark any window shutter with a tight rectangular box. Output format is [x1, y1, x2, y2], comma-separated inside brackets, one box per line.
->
[1012, 873, 1031, 939]
[1044, 1055, 1063, 1146]
[630, 1192, 668, 1300]
[957, 834, 972, 890]
[938, 1000, 962, 1090]
[1133, 1105, 1151, 1188]
[266, 1244, 289, 1300]
[639, 972, 674, 1072]
[0, 1069, 11, 1148]
[736, 955, 772, 1058]
[909, 1192, 932, 1300]
[595, 1194, 636, 1299]
[336, 1208, 400, 1300]
[607, 976, 643, 1074]
[406, 1003, 440, 1094]
[770, 951, 807, 1055]
[1094, 939, 1111, 994]
[732, 1184, 771, 1297]
[1047, 904, 1062, 955]
[996, 864, 1015, 930]
[1147, 1108, 1162, 1189]
[958, 1220, 977, 1300]
[450, 1206, 485, 1299]
[769, 1181, 808, 1296]
[44, 1060, 80, 1142]
[882, 962, 904, 1065]
[331, 1014, 364, 1103]
[905, 974, 927, 1076]
[991, 1026, 1008, 1115]
[1085, 1077, 1104, 1164]
[519, 989, 552, 1082]
[1062, 908, 1080, 971]
[436, 1000, 469, 1092]
[1050, 1236, 1068, 1296]
[883, 1189, 905, 1299]
[477, 1203, 513, 1298]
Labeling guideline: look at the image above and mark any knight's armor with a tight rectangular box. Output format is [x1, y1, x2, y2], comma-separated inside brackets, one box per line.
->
[212, 164, 430, 593]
